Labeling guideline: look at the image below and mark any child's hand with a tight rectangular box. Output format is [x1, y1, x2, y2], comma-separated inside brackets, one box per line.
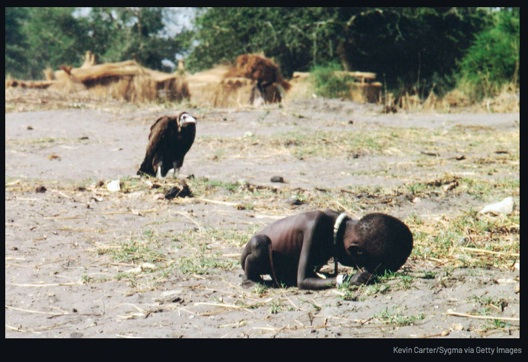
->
[336, 271, 374, 286]
[348, 271, 375, 285]
[336, 273, 352, 286]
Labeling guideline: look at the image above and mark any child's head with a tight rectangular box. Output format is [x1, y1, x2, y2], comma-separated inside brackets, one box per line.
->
[354, 213, 413, 274]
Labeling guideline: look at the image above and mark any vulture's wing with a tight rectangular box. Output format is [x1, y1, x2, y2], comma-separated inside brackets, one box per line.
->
[148, 117, 170, 139]
[138, 117, 168, 176]
[146, 117, 178, 156]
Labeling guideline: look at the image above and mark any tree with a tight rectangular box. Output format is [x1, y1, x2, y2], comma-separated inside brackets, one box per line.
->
[335, 7, 491, 97]
[5, 7, 193, 79]
[5, 7, 30, 78]
[21, 7, 89, 78]
[457, 8, 520, 99]
[86, 7, 192, 70]
[186, 7, 490, 96]
[186, 7, 342, 76]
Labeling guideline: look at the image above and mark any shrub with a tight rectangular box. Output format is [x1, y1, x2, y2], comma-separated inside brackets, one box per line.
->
[457, 9, 520, 100]
[310, 62, 356, 99]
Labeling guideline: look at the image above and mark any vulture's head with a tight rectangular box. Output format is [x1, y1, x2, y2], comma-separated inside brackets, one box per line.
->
[179, 112, 197, 129]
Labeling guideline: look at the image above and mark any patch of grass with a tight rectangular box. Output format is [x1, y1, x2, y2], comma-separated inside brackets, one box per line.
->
[363, 282, 391, 296]
[485, 319, 510, 330]
[7, 136, 93, 153]
[377, 270, 414, 290]
[177, 254, 238, 275]
[9, 137, 57, 145]
[410, 208, 519, 268]
[406, 213, 424, 225]
[119, 176, 144, 192]
[461, 177, 519, 200]
[116, 272, 139, 287]
[469, 295, 508, 311]
[204, 227, 257, 248]
[374, 306, 425, 326]
[270, 300, 282, 314]
[80, 274, 113, 284]
[75, 177, 98, 190]
[211, 148, 225, 162]
[406, 182, 427, 197]
[398, 275, 413, 290]
[108, 239, 165, 264]
[90, 229, 178, 291]
[310, 63, 356, 99]
[272, 130, 387, 159]
[337, 287, 358, 301]
[420, 270, 436, 279]
[189, 177, 239, 194]
[253, 283, 268, 296]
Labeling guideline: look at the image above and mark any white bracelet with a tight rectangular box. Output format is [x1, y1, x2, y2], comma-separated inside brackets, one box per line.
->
[336, 274, 346, 286]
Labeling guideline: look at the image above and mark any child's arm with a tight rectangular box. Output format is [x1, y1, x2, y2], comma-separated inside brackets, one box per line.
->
[296, 213, 339, 290]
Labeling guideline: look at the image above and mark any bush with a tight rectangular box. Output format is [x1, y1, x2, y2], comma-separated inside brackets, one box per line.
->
[457, 9, 519, 100]
[310, 63, 356, 99]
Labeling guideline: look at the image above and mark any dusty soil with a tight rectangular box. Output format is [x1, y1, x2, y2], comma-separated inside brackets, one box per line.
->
[5, 88, 520, 343]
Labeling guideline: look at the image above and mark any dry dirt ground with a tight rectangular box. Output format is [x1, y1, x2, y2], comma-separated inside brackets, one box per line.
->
[5, 88, 520, 347]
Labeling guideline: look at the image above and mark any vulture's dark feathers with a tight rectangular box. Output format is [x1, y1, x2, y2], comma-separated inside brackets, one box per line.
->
[137, 111, 196, 178]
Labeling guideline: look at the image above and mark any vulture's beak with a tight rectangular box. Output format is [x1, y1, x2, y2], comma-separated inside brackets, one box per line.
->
[181, 114, 197, 125]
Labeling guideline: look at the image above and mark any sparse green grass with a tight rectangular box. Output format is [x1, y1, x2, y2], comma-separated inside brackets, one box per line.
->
[253, 283, 268, 296]
[189, 177, 239, 194]
[343, 278, 392, 299]
[338, 288, 357, 302]
[86, 225, 243, 290]
[409, 208, 519, 268]
[374, 306, 425, 326]
[469, 294, 508, 311]
[81, 274, 112, 284]
[420, 270, 436, 279]
[375, 270, 414, 290]
[105, 239, 165, 264]
[485, 319, 510, 330]
[461, 177, 519, 200]
[178, 254, 238, 275]
[270, 300, 282, 314]
[119, 176, 144, 192]
[192, 125, 517, 167]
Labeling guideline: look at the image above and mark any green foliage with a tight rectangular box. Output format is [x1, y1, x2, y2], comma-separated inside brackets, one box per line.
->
[108, 239, 165, 264]
[457, 9, 520, 99]
[5, 7, 192, 79]
[187, 7, 490, 97]
[86, 7, 192, 70]
[270, 300, 282, 314]
[5, 7, 30, 78]
[375, 306, 425, 326]
[186, 7, 338, 76]
[20, 7, 89, 79]
[178, 255, 237, 275]
[336, 7, 491, 97]
[310, 62, 355, 98]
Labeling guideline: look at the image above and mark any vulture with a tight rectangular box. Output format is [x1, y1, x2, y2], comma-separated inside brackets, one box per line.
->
[137, 111, 197, 178]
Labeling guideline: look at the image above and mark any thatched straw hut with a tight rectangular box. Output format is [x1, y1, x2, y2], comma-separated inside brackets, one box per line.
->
[186, 54, 291, 108]
[6, 51, 189, 103]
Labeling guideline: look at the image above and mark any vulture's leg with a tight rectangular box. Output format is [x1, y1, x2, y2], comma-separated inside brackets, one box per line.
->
[156, 161, 163, 179]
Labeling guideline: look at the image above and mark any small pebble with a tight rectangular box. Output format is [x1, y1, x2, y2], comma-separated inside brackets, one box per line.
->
[35, 186, 47, 193]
